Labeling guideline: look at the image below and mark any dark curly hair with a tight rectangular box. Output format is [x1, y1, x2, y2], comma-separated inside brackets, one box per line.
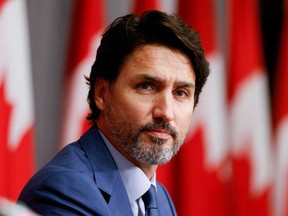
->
[86, 10, 210, 125]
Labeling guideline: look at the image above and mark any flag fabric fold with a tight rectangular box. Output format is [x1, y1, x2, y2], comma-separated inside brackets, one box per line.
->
[60, 0, 106, 148]
[175, 0, 230, 215]
[133, 0, 160, 15]
[273, 1, 288, 215]
[227, 0, 273, 215]
[0, 0, 35, 201]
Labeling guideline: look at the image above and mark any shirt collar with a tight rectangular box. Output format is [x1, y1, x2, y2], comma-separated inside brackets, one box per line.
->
[98, 130, 156, 204]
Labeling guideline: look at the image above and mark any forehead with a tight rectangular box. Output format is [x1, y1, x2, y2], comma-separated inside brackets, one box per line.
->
[119, 44, 195, 83]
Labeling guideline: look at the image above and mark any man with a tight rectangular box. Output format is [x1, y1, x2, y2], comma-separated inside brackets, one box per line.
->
[18, 10, 210, 215]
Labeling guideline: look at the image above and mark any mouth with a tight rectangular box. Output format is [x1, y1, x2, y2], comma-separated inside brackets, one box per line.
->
[139, 122, 177, 141]
[145, 129, 173, 140]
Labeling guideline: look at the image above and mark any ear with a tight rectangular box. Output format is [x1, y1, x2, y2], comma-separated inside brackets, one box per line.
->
[94, 78, 109, 111]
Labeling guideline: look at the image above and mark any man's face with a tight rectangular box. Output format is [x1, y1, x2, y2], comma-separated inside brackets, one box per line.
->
[96, 44, 195, 166]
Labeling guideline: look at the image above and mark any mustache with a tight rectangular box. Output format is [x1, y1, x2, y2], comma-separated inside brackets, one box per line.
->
[138, 122, 177, 139]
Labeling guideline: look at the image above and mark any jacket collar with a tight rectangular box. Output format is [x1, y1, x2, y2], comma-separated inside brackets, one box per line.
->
[79, 126, 118, 195]
[79, 125, 133, 215]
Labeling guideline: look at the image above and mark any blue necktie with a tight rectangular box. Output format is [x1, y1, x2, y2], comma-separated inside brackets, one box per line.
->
[142, 185, 158, 216]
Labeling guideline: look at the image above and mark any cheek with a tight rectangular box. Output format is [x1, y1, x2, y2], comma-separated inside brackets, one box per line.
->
[175, 106, 194, 130]
[113, 96, 150, 123]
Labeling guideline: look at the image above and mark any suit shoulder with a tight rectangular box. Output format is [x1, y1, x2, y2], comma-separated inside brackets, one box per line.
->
[17, 143, 107, 215]
[47, 142, 89, 170]
[18, 169, 108, 215]
[156, 182, 177, 215]
[18, 142, 94, 201]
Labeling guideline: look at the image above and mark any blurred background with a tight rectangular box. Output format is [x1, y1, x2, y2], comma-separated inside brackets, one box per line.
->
[0, 0, 287, 215]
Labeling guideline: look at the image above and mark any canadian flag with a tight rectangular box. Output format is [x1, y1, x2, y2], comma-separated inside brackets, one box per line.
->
[175, 0, 230, 215]
[0, 0, 35, 201]
[273, 2, 288, 216]
[227, 0, 273, 215]
[60, 0, 106, 148]
[133, 0, 160, 15]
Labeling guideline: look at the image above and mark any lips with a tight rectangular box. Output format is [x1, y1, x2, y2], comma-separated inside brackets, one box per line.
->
[145, 129, 172, 139]
[139, 122, 177, 140]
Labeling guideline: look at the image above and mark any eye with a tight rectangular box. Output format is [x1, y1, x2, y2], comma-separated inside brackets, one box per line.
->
[137, 82, 152, 90]
[174, 89, 189, 98]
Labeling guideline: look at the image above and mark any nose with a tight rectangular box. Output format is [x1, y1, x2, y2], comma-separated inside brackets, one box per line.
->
[152, 92, 174, 122]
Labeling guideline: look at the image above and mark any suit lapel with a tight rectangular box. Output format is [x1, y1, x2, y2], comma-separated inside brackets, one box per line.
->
[79, 126, 133, 216]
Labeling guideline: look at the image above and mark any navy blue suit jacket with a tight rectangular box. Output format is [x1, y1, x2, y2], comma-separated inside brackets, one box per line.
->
[18, 126, 177, 215]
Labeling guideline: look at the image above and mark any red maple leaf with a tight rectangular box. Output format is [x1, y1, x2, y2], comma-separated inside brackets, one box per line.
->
[0, 73, 13, 198]
[0, 73, 35, 201]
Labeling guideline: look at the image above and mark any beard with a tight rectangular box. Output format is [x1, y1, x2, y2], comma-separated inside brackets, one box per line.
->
[104, 104, 187, 165]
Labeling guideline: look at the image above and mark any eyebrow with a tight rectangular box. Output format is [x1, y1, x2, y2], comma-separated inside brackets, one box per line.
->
[134, 74, 195, 89]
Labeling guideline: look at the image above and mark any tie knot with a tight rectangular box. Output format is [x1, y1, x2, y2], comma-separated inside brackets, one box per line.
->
[142, 185, 157, 212]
